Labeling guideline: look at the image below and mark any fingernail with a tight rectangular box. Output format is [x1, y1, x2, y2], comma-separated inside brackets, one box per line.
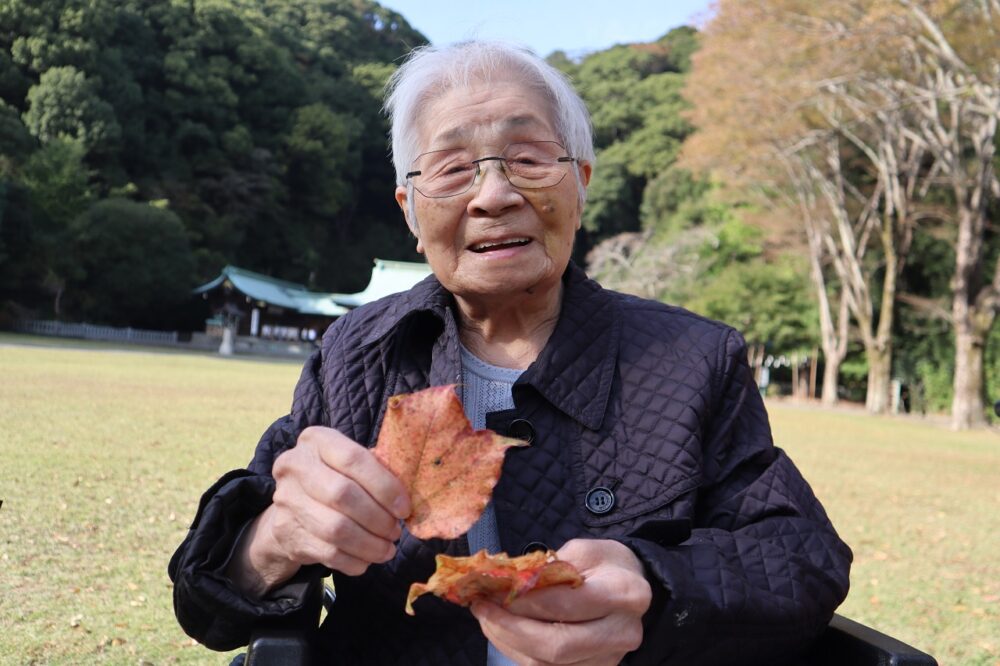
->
[392, 496, 409, 519]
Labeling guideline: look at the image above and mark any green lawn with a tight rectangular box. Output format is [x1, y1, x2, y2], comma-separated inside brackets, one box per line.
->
[1, 339, 300, 665]
[1, 338, 997, 664]
[770, 403, 1000, 666]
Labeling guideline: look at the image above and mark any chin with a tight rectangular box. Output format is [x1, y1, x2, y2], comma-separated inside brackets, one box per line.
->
[465, 267, 561, 299]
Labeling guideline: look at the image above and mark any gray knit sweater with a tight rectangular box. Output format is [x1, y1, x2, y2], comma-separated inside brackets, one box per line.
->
[460, 345, 522, 666]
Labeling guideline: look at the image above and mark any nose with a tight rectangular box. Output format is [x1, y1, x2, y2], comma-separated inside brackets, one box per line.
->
[473, 159, 512, 188]
[468, 160, 523, 216]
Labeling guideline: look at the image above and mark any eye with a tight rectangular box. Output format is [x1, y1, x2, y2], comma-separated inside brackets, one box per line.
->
[425, 161, 473, 180]
[442, 163, 474, 175]
[504, 144, 554, 166]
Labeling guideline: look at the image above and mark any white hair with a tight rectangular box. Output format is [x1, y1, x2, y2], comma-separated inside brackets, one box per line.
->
[384, 40, 595, 196]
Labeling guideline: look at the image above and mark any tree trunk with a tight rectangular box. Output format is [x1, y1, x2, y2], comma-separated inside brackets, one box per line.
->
[863, 201, 901, 415]
[865, 343, 892, 413]
[813, 279, 846, 407]
[802, 200, 849, 408]
[951, 328, 986, 429]
[749, 343, 765, 383]
[821, 352, 843, 406]
[817, 298, 849, 407]
[791, 353, 800, 399]
[53, 285, 63, 319]
[809, 346, 819, 399]
[948, 99, 997, 427]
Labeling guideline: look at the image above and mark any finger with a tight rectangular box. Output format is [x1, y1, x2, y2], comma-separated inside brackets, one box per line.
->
[275, 491, 397, 565]
[296, 465, 402, 542]
[303, 427, 412, 519]
[273, 450, 401, 543]
[504, 569, 648, 623]
[472, 602, 551, 665]
[498, 539, 649, 621]
[472, 602, 613, 665]
[556, 538, 644, 576]
[290, 525, 378, 576]
[504, 583, 606, 622]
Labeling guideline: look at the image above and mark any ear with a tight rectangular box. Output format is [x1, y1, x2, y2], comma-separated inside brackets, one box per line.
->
[575, 161, 593, 228]
[395, 185, 423, 253]
[395, 185, 418, 235]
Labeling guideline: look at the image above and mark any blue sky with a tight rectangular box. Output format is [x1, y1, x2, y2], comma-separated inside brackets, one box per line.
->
[380, 0, 715, 58]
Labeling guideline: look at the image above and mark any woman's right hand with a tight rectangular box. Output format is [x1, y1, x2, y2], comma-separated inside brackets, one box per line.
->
[228, 426, 411, 596]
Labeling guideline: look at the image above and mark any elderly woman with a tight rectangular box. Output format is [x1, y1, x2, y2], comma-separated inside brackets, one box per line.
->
[169, 41, 851, 665]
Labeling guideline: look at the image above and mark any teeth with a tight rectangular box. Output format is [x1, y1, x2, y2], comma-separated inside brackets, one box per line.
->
[473, 238, 530, 251]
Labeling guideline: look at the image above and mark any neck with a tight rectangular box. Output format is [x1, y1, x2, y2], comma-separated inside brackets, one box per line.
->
[455, 283, 563, 370]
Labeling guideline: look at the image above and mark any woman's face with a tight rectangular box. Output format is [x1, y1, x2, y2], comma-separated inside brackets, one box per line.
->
[395, 80, 591, 306]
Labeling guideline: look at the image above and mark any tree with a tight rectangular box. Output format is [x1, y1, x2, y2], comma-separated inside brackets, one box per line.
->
[18, 136, 92, 225]
[0, 100, 35, 165]
[22, 65, 120, 151]
[16, 136, 94, 316]
[588, 194, 818, 379]
[1, 0, 429, 324]
[285, 103, 361, 233]
[569, 30, 697, 251]
[67, 199, 196, 328]
[784, 120, 923, 413]
[887, 1, 1000, 428]
[0, 179, 43, 316]
[586, 183, 739, 305]
[686, 257, 818, 361]
[683, 0, 961, 412]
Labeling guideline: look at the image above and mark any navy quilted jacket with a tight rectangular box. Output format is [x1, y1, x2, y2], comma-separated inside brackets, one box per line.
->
[169, 263, 851, 665]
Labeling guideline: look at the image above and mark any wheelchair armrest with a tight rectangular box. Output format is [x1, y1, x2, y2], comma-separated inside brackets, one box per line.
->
[243, 586, 334, 666]
[244, 607, 938, 666]
[803, 613, 938, 665]
[245, 631, 310, 666]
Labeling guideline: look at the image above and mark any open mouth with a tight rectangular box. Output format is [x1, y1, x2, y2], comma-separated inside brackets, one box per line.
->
[469, 238, 531, 253]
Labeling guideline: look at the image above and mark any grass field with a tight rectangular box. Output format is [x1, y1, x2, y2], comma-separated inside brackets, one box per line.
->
[2, 337, 998, 665]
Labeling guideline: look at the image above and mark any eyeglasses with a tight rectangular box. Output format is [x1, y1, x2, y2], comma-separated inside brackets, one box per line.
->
[405, 141, 578, 198]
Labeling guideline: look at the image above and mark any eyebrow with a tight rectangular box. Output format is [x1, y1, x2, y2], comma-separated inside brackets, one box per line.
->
[434, 114, 549, 146]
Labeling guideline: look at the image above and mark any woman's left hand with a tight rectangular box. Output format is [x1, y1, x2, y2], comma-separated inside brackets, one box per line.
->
[470, 539, 653, 666]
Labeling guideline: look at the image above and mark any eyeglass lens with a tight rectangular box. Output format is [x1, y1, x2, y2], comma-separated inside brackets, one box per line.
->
[408, 141, 573, 198]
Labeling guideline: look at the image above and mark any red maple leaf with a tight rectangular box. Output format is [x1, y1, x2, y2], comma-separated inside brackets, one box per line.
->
[372, 385, 528, 540]
[405, 549, 584, 615]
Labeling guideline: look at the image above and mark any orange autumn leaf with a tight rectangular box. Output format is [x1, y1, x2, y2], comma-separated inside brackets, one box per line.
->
[405, 549, 584, 615]
[372, 385, 527, 540]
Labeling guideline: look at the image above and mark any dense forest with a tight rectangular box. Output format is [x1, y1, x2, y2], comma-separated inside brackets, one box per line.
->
[2, 0, 1000, 427]
[0, 0, 426, 329]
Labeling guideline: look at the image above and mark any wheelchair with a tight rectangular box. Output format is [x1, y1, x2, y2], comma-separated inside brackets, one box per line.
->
[237, 586, 938, 666]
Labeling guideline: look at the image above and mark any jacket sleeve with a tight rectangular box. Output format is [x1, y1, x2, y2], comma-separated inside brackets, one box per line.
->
[167, 340, 334, 651]
[621, 329, 852, 666]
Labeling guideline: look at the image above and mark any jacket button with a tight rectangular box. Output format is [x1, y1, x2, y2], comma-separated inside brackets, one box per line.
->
[585, 487, 615, 515]
[521, 541, 550, 555]
[508, 419, 535, 444]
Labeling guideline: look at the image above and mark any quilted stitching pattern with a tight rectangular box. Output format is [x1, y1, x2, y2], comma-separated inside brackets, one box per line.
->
[170, 263, 851, 665]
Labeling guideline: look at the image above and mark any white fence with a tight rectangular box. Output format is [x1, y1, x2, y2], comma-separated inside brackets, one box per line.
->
[12, 319, 179, 345]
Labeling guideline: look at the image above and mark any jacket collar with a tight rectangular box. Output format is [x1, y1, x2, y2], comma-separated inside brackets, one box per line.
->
[519, 264, 619, 431]
[360, 262, 619, 431]
[359, 273, 455, 347]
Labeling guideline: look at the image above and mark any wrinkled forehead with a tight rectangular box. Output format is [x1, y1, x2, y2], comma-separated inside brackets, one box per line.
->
[430, 114, 551, 149]
[414, 77, 559, 154]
